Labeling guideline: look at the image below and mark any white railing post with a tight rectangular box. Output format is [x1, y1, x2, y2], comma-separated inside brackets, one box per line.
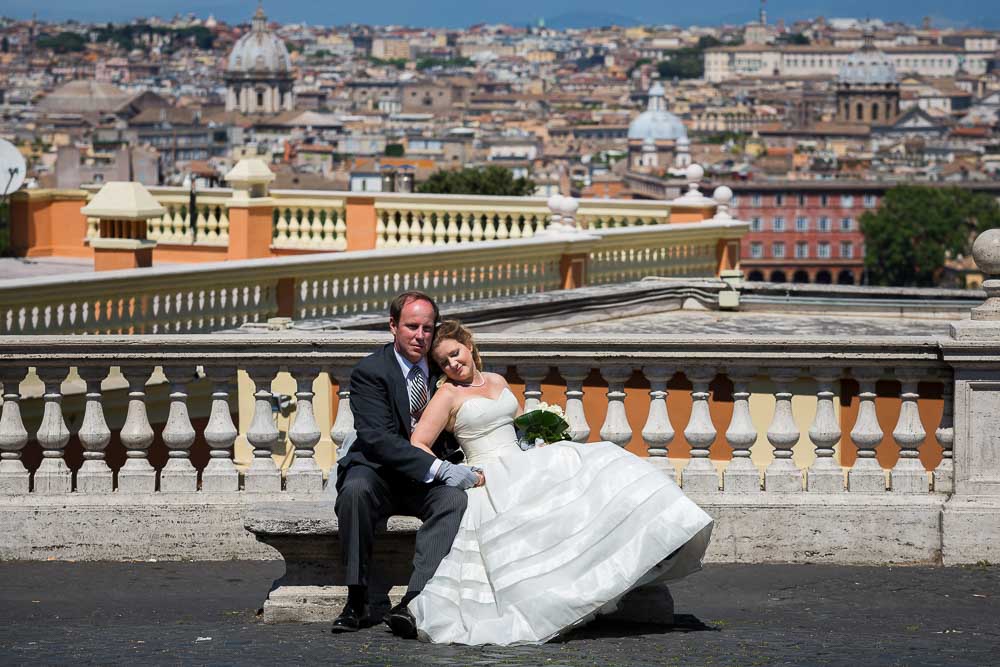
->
[202, 366, 239, 493]
[933, 375, 954, 494]
[34, 368, 72, 494]
[0, 367, 29, 494]
[890, 369, 928, 493]
[599, 366, 633, 448]
[245, 367, 282, 493]
[848, 368, 886, 493]
[560, 366, 591, 443]
[286, 367, 324, 493]
[807, 368, 845, 493]
[518, 365, 548, 412]
[118, 366, 156, 494]
[724, 368, 760, 493]
[682, 368, 719, 491]
[764, 368, 802, 492]
[160, 366, 199, 493]
[76, 366, 113, 494]
[641, 366, 674, 471]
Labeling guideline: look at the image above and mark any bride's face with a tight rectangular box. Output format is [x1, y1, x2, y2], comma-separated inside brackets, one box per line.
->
[433, 338, 476, 383]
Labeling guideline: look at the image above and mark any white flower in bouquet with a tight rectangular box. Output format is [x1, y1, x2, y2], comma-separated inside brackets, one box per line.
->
[535, 402, 565, 418]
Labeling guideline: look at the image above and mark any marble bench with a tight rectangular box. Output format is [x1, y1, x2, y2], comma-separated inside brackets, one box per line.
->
[244, 501, 674, 626]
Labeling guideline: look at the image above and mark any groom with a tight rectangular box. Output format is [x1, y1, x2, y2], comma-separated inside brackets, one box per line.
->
[332, 291, 482, 638]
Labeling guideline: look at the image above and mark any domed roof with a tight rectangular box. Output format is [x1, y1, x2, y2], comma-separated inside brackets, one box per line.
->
[226, 5, 291, 75]
[837, 30, 897, 86]
[628, 82, 688, 142]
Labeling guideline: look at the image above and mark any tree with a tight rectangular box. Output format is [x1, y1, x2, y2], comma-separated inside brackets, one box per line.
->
[861, 185, 1000, 286]
[384, 143, 405, 157]
[657, 48, 703, 79]
[36, 31, 86, 53]
[417, 166, 536, 197]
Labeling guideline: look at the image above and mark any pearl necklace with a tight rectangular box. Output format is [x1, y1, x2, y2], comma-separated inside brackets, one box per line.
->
[455, 371, 486, 388]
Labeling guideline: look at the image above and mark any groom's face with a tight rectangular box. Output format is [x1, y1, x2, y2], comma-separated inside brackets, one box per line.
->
[390, 298, 436, 364]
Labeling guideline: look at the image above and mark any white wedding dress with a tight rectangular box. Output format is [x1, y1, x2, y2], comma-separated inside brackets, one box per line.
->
[409, 387, 714, 646]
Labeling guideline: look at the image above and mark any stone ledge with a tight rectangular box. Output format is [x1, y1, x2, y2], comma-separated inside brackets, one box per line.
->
[245, 502, 421, 536]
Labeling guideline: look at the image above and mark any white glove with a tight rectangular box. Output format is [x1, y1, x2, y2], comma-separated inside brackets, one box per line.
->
[435, 461, 480, 490]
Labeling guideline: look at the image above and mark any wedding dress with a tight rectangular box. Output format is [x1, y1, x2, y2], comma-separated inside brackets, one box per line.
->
[409, 387, 714, 646]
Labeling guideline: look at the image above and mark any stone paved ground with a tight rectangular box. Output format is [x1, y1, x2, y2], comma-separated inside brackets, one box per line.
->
[1, 562, 998, 666]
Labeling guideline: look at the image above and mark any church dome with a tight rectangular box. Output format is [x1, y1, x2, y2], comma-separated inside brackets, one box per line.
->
[837, 30, 897, 86]
[628, 82, 688, 142]
[226, 6, 291, 75]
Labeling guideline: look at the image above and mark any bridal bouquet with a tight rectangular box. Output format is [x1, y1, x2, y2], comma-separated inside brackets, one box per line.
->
[514, 402, 571, 448]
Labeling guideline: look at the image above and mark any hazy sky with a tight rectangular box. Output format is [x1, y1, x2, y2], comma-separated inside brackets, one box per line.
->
[1, 0, 996, 29]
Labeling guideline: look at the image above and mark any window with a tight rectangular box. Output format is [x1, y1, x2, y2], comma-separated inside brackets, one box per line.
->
[751, 216, 763, 232]
[751, 194, 762, 207]
[730, 195, 740, 207]
[795, 241, 809, 258]
[818, 216, 831, 232]
[772, 242, 786, 258]
[775, 194, 784, 206]
[750, 242, 764, 258]
[840, 241, 854, 258]
[795, 216, 809, 232]
[863, 194, 877, 208]
[797, 194, 806, 206]
[840, 217, 853, 231]
[818, 242, 831, 258]
[772, 216, 786, 232]
[841, 195, 854, 208]
[820, 194, 829, 207]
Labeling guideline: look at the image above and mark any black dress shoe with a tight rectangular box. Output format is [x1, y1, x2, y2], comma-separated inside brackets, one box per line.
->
[330, 599, 370, 633]
[384, 599, 418, 639]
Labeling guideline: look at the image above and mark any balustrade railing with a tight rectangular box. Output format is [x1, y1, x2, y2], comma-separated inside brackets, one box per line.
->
[0, 334, 953, 497]
[0, 222, 744, 335]
[270, 190, 347, 251]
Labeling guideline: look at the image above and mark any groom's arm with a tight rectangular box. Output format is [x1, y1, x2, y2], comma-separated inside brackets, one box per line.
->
[350, 362, 438, 482]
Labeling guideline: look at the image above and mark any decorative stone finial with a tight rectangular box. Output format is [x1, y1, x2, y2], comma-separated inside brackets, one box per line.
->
[225, 158, 275, 202]
[712, 186, 733, 220]
[561, 196, 579, 230]
[547, 194, 565, 231]
[971, 229, 1000, 321]
[669, 163, 715, 208]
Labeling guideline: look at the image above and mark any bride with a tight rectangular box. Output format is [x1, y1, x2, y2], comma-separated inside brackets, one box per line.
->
[404, 320, 714, 646]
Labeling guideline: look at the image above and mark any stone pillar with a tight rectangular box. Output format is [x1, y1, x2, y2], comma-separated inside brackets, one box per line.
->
[80, 182, 163, 271]
[225, 158, 276, 261]
[668, 165, 716, 222]
[941, 228, 1000, 564]
[345, 196, 378, 250]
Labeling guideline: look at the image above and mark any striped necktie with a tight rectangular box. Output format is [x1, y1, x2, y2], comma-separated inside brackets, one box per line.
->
[408, 365, 429, 419]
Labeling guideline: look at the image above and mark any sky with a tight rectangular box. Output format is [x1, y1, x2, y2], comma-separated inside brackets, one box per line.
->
[0, 0, 996, 29]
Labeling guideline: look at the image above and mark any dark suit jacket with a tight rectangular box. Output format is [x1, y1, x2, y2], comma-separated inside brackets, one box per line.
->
[336, 343, 461, 491]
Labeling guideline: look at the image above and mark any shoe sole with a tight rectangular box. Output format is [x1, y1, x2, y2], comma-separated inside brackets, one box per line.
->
[386, 614, 417, 639]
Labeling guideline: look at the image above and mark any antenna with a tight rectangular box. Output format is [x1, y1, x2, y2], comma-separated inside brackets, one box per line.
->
[0, 138, 27, 204]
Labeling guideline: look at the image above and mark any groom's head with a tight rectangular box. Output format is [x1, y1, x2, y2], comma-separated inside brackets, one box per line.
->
[389, 291, 440, 363]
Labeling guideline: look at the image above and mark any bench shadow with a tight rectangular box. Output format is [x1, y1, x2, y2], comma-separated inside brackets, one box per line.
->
[552, 614, 719, 642]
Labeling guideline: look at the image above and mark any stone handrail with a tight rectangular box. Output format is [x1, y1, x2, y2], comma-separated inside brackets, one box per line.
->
[0, 222, 745, 335]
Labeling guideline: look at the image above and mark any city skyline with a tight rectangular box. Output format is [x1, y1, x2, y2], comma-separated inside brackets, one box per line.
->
[2, 0, 997, 29]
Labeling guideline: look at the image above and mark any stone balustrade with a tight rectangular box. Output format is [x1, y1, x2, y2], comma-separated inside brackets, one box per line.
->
[3, 332, 999, 565]
[0, 221, 745, 335]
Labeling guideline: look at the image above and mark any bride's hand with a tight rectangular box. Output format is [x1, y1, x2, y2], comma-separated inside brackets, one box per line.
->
[474, 471, 486, 487]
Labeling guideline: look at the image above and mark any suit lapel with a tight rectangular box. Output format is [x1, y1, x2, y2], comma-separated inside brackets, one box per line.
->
[384, 344, 413, 435]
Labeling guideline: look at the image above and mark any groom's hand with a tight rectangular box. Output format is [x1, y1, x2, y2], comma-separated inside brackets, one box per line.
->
[434, 461, 481, 490]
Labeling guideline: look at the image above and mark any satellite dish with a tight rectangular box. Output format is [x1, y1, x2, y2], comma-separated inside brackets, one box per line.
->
[0, 138, 27, 198]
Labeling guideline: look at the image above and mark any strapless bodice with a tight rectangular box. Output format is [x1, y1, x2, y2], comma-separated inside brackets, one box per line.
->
[452, 387, 522, 466]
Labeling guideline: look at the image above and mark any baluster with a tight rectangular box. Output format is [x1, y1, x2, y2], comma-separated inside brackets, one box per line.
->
[397, 212, 412, 247]
[76, 366, 113, 493]
[509, 215, 523, 239]
[335, 211, 347, 249]
[891, 369, 928, 493]
[458, 212, 472, 242]
[310, 211, 324, 248]
[375, 213, 387, 248]
[933, 376, 954, 494]
[205, 207, 220, 241]
[321, 211, 336, 248]
[118, 366, 156, 493]
[275, 209, 290, 244]
[682, 368, 719, 491]
[433, 213, 447, 245]
[330, 367, 355, 459]
[496, 215, 510, 240]
[469, 213, 484, 241]
[0, 367, 29, 494]
[159, 366, 198, 493]
[286, 367, 324, 493]
[724, 368, 760, 493]
[420, 214, 435, 246]
[560, 366, 591, 442]
[848, 368, 886, 492]
[518, 365, 548, 412]
[33, 368, 72, 494]
[764, 368, 802, 492]
[195, 207, 208, 242]
[202, 366, 239, 492]
[245, 367, 282, 492]
[806, 368, 844, 492]
[385, 212, 400, 247]
[599, 366, 632, 447]
[219, 208, 231, 243]
[482, 214, 497, 241]
[445, 213, 459, 244]
[641, 366, 674, 472]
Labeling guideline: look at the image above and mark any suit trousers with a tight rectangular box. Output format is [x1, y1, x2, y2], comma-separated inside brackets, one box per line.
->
[335, 465, 468, 595]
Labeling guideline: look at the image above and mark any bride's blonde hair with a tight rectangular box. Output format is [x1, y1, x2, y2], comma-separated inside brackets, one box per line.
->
[433, 319, 483, 371]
